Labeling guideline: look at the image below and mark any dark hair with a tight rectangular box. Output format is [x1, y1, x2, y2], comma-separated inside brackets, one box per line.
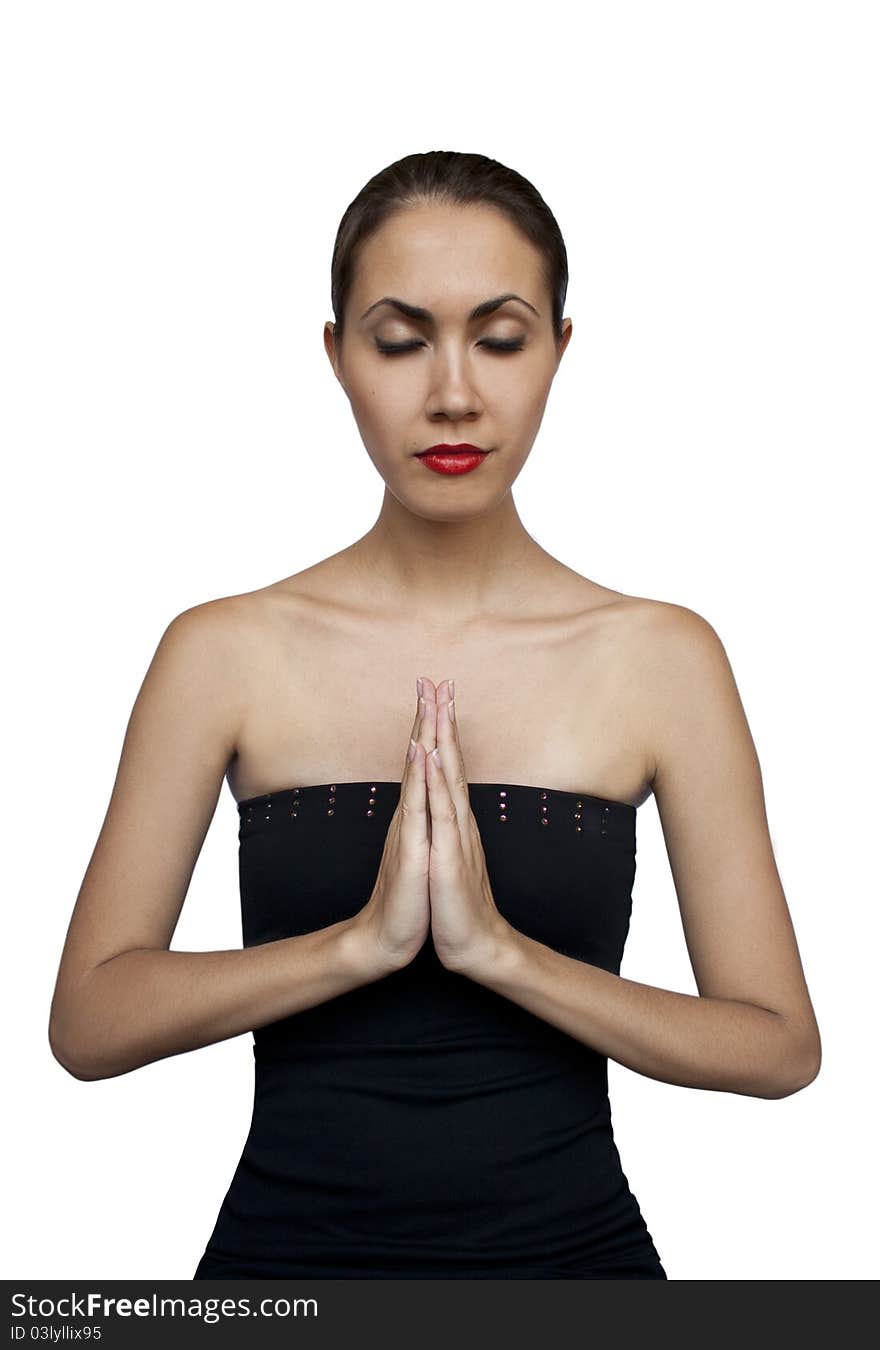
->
[330, 150, 568, 347]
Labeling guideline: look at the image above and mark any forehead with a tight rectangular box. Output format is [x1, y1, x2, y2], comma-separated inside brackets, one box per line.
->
[352, 202, 545, 312]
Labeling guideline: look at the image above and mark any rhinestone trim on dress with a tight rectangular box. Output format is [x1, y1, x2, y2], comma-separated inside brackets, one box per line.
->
[240, 781, 636, 844]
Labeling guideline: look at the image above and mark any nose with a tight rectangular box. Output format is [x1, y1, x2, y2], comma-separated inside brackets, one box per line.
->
[424, 341, 483, 422]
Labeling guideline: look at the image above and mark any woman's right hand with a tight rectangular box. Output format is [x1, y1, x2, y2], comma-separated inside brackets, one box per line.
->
[351, 679, 435, 973]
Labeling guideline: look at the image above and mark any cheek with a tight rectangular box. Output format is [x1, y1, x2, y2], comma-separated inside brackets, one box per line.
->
[347, 363, 398, 407]
[346, 375, 414, 457]
[494, 347, 555, 399]
[362, 385, 412, 433]
[504, 364, 554, 425]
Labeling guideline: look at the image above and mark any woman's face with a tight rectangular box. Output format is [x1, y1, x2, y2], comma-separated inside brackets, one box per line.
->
[325, 201, 572, 518]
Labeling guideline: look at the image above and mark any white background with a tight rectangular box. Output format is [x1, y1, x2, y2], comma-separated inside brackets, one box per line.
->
[2, 0, 876, 1281]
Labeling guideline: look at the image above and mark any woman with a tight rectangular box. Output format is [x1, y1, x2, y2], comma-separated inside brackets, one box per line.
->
[49, 150, 822, 1280]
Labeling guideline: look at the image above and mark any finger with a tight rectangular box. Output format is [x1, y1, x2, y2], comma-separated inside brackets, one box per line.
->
[420, 676, 438, 703]
[435, 678, 469, 831]
[402, 676, 426, 781]
[401, 735, 428, 832]
[417, 678, 437, 848]
[425, 721, 460, 856]
[399, 678, 428, 832]
[419, 677, 438, 756]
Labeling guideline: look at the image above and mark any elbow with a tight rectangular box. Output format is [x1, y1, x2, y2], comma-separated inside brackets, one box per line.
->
[767, 1033, 822, 1100]
[788, 1044, 822, 1096]
[48, 1014, 107, 1083]
[788, 1023, 823, 1095]
[49, 971, 116, 1081]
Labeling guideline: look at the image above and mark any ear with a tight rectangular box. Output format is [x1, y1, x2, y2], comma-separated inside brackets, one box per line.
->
[555, 318, 573, 368]
[324, 321, 345, 388]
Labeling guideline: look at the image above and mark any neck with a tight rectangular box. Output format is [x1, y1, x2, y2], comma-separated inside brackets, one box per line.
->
[345, 487, 555, 624]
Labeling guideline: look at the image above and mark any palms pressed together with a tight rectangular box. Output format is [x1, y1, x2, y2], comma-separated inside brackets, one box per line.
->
[415, 677, 510, 975]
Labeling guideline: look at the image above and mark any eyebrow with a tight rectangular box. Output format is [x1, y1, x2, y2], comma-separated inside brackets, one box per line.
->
[359, 292, 540, 323]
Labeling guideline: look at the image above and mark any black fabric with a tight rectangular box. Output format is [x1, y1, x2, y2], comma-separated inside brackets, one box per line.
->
[192, 781, 666, 1280]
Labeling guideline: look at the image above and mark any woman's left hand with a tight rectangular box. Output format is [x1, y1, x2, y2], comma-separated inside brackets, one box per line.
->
[423, 677, 512, 976]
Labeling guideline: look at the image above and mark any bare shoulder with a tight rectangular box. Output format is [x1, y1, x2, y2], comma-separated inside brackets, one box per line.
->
[162, 583, 297, 720]
[161, 589, 260, 655]
[625, 593, 727, 657]
[586, 587, 725, 654]
[591, 593, 734, 760]
[110, 589, 273, 808]
[629, 597, 738, 784]
[566, 587, 739, 795]
[169, 581, 287, 636]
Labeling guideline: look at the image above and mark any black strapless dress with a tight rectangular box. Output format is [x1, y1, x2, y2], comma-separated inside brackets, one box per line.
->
[192, 781, 666, 1279]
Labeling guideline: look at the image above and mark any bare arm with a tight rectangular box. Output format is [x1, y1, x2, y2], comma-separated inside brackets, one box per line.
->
[48, 602, 385, 1082]
[55, 931, 379, 1082]
[464, 941, 812, 1099]
[461, 603, 822, 1100]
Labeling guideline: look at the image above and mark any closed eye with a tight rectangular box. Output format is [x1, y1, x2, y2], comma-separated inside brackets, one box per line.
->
[375, 337, 526, 356]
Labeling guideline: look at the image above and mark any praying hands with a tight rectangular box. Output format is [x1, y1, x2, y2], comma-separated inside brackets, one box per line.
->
[353, 676, 512, 979]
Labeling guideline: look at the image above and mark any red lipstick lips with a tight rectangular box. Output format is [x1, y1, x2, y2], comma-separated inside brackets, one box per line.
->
[416, 443, 490, 475]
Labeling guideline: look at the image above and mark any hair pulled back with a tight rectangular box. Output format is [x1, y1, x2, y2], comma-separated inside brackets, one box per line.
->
[330, 150, 568, 346]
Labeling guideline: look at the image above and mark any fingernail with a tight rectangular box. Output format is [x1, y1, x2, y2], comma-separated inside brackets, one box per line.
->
[419, 697, 425, 717]
[448, 696, 455, 722]
[431, 746, 441, 765]
[449, 679, 455, 698]
[408, 738, 417, 761]
[417, 676, 424, 697]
